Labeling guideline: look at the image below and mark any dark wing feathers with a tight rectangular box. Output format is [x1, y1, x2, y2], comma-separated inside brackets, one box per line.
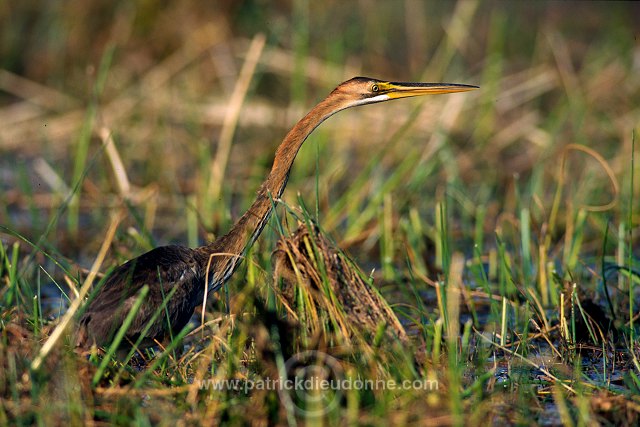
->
[77, 245, 205, 347]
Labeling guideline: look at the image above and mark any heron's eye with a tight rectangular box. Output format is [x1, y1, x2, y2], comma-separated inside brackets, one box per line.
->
[371, 83, 379, 92]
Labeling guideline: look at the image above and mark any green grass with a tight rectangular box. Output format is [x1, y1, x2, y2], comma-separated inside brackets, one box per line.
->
[1, 1, 640, 425]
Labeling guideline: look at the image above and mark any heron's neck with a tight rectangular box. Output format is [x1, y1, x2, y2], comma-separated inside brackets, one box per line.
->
[201, 96, 343, 287]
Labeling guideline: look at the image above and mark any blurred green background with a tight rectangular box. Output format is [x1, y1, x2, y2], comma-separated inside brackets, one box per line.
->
[1, 0, 639, 263]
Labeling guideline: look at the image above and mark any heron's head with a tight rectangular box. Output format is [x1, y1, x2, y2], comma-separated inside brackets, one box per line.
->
[332, 76, 478, 108]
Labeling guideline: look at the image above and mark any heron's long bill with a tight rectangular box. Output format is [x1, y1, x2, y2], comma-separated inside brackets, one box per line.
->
[383, 81, 478, 99]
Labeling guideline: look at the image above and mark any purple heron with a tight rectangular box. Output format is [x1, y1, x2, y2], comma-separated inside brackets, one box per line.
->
[76, 77, 477, 349]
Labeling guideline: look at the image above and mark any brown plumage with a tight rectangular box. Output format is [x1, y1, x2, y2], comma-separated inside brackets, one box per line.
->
[76, 77, 477, 349]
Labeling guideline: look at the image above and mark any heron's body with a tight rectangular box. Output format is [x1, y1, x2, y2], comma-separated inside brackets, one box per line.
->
[76, 77, 477, 349]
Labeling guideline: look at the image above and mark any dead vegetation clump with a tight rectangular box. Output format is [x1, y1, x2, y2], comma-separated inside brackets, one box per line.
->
[272, 222, 407, 345]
